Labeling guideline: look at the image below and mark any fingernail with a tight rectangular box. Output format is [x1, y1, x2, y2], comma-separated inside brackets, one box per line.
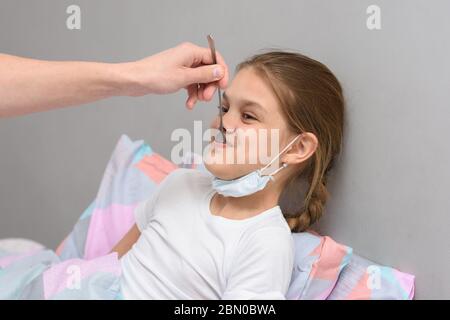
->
[213, 67, 223, 79]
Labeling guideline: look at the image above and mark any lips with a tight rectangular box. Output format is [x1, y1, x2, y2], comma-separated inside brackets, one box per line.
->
[212, 136, 233, 148]
[213, 141, 228, 149]
[213, 139, 230, 148]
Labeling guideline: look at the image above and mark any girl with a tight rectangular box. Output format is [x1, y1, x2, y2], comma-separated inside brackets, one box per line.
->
[112, 50, 345, 299]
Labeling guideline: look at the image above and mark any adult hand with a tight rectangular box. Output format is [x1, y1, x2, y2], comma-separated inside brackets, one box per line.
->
[119, 42, 229, 109]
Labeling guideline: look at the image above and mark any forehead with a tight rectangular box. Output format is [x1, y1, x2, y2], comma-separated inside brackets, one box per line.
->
[224, 67, 281, 110]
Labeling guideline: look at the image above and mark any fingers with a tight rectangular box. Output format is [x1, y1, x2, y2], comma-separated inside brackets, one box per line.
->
[202, 83, 218, 101]
[185, 82, 218, 110]
[182, 64, 224, 87]
[185, 84, 198, 109]
[198, 83, 205, 101]
[181, 42, 229, 88]
[214, 51, 229, 89]
[198, 83, 219, 102]
[179, 42, 230, 109]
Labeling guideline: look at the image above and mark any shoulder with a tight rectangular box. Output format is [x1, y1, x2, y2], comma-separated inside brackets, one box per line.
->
[155, 168, 213, 201]
[160, 168, 212, 188]
[240, 207, 293, 244]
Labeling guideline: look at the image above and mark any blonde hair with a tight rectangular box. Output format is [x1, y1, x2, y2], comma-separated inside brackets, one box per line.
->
[236, 50, 345, 232]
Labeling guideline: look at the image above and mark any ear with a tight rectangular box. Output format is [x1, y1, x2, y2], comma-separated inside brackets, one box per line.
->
[281, 132, 318, 165]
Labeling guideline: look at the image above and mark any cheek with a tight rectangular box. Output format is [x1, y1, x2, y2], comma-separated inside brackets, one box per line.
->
[232, 128, 270, 166]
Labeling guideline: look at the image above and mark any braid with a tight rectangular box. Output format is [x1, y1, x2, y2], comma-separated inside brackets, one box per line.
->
[282, 159, 331, 232]
[286, 177, 329, 232]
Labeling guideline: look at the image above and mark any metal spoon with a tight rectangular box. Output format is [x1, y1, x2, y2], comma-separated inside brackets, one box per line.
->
[206, 34, 226, 144]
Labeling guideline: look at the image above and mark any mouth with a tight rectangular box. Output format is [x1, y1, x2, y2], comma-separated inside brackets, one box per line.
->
[212, 135, 233, 149]
[213, 140, 228, 149]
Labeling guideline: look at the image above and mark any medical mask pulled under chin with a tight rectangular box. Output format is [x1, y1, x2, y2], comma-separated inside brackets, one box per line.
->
[209, 134, 301, 197]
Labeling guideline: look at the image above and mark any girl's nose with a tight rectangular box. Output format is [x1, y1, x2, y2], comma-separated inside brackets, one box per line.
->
[221, 112, 237, 136]
[212, 110, 236, 132]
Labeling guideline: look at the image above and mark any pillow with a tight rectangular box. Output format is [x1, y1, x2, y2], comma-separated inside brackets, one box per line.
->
[327, 253, 415, 300]
[286, 231, 353, 300]
[0, 238, 45, 254]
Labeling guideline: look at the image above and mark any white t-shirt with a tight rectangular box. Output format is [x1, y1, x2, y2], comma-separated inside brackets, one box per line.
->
[119, 168, 294, 300]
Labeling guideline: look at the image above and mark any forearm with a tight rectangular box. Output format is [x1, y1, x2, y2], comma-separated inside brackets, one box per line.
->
[0, 54, 129, 118]
[111, 223, 141, 259]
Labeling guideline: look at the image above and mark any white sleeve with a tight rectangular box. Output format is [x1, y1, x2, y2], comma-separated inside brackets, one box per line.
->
[134, 168, 183, 232]
[134, 196, 158, 232]
[222, 227, 294, 300]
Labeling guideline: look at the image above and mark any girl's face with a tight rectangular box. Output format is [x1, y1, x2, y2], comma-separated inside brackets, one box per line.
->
[205, 67, 298, 180]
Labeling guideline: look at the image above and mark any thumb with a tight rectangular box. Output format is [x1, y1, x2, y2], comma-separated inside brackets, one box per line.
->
[182, 64, 224, 86]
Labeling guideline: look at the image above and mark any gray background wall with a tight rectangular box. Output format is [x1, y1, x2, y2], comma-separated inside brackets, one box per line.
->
[0, 0, 449, 299]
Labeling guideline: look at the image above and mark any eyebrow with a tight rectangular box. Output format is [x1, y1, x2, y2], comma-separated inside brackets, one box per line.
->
[222, 91, 267, 114]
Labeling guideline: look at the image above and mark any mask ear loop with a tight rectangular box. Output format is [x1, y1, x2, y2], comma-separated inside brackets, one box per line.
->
[258, 134, 302, 178]
[267, 163, 288, 181]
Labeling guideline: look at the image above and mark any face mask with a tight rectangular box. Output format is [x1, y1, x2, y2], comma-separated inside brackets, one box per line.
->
[208, 134, 302, 197]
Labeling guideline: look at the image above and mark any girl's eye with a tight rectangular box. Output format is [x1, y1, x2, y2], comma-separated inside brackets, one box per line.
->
[242, 113, 256, 121]
[218, 105, 228, 113]
[217, 106, 257, 121]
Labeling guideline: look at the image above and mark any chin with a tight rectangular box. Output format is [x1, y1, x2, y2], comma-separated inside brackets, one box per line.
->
[204, 162, 236, 180]
[204, 162, 257, 181]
